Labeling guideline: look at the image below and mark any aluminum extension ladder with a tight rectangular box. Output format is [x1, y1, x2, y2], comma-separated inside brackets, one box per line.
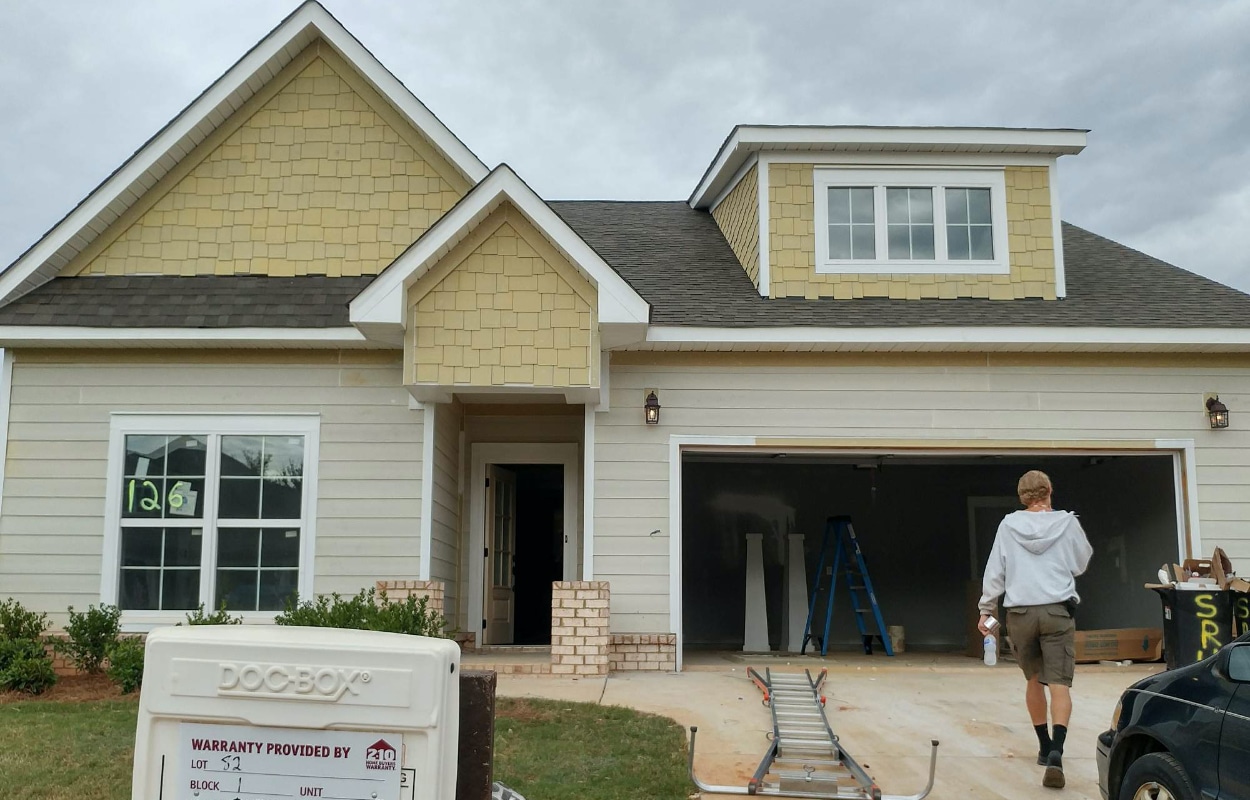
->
[688, 667, 938, 800]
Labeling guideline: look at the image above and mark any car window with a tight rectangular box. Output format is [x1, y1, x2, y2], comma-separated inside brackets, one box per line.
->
[1230, 646, 1250, 682]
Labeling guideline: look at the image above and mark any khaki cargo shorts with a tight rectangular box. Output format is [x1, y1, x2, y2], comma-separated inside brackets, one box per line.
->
[1006, 603, 1076, 687]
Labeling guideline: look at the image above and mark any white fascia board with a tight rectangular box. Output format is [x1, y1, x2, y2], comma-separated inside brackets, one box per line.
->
[644, 326, 1250, 348]
[734, 126, 1089, 152]
[1050, 162, 1067, 298]
[690, 125, 1088, 208]
[350, 165, 650, 330]
[0, 1, 487, 305]
[0, 326, 374, 347]
[708, 153, 759, 214]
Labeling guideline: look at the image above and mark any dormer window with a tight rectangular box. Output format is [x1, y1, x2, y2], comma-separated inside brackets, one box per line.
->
[814, 167, 1009, 274]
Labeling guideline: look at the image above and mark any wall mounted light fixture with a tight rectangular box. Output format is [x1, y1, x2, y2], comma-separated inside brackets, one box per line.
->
[1206, 395, 1230, 429]
[644, 391, 661, 425]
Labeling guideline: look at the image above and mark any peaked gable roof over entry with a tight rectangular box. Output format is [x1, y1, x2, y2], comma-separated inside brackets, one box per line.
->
[350, 165, 651, 345]
[0, 1, 487, 305]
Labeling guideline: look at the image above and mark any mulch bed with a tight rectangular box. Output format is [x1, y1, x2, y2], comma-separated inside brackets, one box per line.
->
[0, 673, 135, 704]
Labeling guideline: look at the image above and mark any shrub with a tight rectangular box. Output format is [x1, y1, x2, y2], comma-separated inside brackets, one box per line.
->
[106, 637, 146, 694]
[0, 597, 50, 641]
[275, 588, 447, 637]
[0, 599, 56, 696]
[183, 603, 243, 626]
[1, 649, 57, 694]
[0, 638, 57, 695]
[58, 604, 121, 674]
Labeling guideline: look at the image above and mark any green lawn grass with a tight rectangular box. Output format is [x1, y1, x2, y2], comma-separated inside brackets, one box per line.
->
[0, 700, 137, 800]
[0, 694, 690, 800]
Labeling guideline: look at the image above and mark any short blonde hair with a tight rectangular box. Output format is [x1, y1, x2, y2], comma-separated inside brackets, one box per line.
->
[1018, 470, 1053, 506]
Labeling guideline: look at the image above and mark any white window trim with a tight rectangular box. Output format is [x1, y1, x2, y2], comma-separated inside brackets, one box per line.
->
[100, 413, 321, 631]
[813, 167, 1009, 275]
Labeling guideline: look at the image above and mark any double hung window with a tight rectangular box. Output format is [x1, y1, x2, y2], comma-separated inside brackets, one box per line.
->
[104, 415, 318, 622]
[814, 168, 1008, 274]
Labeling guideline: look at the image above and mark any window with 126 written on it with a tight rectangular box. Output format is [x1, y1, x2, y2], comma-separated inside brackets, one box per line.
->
[118, 433, 305, 612]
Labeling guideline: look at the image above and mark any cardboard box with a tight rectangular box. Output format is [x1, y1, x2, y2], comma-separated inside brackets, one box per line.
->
[1180, 548, 1233, 589]
[1074, 628, 1164, 664]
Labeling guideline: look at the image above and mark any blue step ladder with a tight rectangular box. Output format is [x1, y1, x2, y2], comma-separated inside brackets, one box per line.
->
[801, 515, 894, 657]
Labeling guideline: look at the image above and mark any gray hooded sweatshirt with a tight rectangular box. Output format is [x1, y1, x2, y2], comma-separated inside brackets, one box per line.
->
[978, 510, 1094, 615]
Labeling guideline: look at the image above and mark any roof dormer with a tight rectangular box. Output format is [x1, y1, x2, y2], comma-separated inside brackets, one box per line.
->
[692, 126, 1087, 300]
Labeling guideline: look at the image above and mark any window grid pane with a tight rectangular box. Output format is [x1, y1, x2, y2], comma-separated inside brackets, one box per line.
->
[115, 428, 308, 614]
[885, 188, 935, 260]
[123, 435, 206, 520]
[945, 187, 993, 261]
[119, 527, 202, 611]
[827, 187, 875, 260]
[216, 527, 301, 611]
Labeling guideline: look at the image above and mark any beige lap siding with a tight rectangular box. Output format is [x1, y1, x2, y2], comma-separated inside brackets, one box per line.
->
[593, 353, 1250, 632]
[430, 401, 463, 620]
[0, 350, 422, 623]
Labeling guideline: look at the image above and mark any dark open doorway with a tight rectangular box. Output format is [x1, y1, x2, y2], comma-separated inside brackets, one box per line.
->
[506, 463, 564, 645]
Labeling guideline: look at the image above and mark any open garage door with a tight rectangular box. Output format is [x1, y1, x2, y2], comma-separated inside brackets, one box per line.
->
[681, 452, 1181, 657]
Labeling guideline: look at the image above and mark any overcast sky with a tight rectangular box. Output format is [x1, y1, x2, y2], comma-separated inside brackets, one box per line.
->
[2, 1, 1248, 292]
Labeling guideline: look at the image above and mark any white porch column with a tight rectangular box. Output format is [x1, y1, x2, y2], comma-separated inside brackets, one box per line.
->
[784, 533, 808, 652]
[744, 533, 770, 652]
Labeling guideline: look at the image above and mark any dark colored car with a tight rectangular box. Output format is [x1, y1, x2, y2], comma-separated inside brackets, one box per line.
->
[1098, 635, 1250, 800]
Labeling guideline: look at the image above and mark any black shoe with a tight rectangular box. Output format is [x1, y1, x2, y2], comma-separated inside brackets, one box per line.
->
[1037, 751, 1047, 766]
[1042, 751, 1065, 789]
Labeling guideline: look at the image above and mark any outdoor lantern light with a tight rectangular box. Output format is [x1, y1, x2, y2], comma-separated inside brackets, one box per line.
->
[1206, 395, 1230, 429]
[644, 391, 661, 424]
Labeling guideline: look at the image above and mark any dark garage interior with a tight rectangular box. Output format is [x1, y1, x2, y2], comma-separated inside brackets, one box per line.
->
[682, 453, 1179, 654]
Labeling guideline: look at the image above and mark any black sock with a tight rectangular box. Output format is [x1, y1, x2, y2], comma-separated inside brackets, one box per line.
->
[1052, 725, 1067, 755]
[1034, 724, 1051, 754]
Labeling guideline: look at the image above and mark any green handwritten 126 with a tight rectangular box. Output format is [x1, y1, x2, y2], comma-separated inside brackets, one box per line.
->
[126, 479, 191, 514]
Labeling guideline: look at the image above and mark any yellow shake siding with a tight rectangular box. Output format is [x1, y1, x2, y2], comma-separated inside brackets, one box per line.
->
[64, 44, 466, 278]
[710, 164, 760, 286]
[767, 164, 1056, 300]
[407, 204, 600, 388]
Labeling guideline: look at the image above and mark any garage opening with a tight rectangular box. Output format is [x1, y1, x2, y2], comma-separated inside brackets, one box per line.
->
[682, 452, 1180, 656]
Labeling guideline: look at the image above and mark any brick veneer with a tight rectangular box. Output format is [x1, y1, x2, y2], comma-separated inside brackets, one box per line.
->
[376, 579, 445, 615]
[607, 633, 677, 672]
[550, 581, 610, 676]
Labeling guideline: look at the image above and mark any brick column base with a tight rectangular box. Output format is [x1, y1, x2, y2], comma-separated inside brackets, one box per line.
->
[376, 579, 445, 615]
[551, 581, 610, 676]
[608, 634, 677, 672]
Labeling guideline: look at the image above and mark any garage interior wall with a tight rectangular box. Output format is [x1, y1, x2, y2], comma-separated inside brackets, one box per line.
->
[682, 455, 1177, 651]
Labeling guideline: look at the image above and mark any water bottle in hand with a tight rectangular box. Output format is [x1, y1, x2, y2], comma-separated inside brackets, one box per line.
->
[983, 615, 999, 666]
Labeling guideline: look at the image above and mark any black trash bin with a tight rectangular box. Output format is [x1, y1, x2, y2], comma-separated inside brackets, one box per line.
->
[1235, 591, 1250, 639]
[1153, 587, 1235, 670]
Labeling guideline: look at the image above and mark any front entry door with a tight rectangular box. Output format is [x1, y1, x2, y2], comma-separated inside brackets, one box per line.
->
[486, 465, 518, 644]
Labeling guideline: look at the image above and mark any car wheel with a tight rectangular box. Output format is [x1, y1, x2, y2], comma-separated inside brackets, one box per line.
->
[1118, 752, 1197, 800]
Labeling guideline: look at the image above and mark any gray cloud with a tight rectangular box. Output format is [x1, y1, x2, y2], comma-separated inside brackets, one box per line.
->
[2, 1, 1247, 292]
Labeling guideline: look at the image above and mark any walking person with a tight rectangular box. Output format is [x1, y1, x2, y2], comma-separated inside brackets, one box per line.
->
[978, 470, 1093, 790]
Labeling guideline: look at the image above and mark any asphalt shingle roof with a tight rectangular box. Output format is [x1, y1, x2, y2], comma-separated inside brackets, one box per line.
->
[550, 201, 1250, 328]
[0, 275, 372, 328]
[1, 203, 1248, 329]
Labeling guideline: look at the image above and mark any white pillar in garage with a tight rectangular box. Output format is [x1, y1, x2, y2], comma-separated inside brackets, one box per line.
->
[744, 533, 770, 652]
[784, 534, 808, 652]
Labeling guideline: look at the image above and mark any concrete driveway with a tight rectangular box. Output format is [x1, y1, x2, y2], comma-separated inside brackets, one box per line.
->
[496, 655, 1160, 799]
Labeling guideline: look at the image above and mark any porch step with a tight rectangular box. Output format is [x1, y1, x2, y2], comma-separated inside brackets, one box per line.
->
[474, 645, 552, 655]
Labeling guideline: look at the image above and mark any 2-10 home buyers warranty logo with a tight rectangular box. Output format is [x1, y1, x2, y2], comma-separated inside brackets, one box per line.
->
[365, 739, 398, 771]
